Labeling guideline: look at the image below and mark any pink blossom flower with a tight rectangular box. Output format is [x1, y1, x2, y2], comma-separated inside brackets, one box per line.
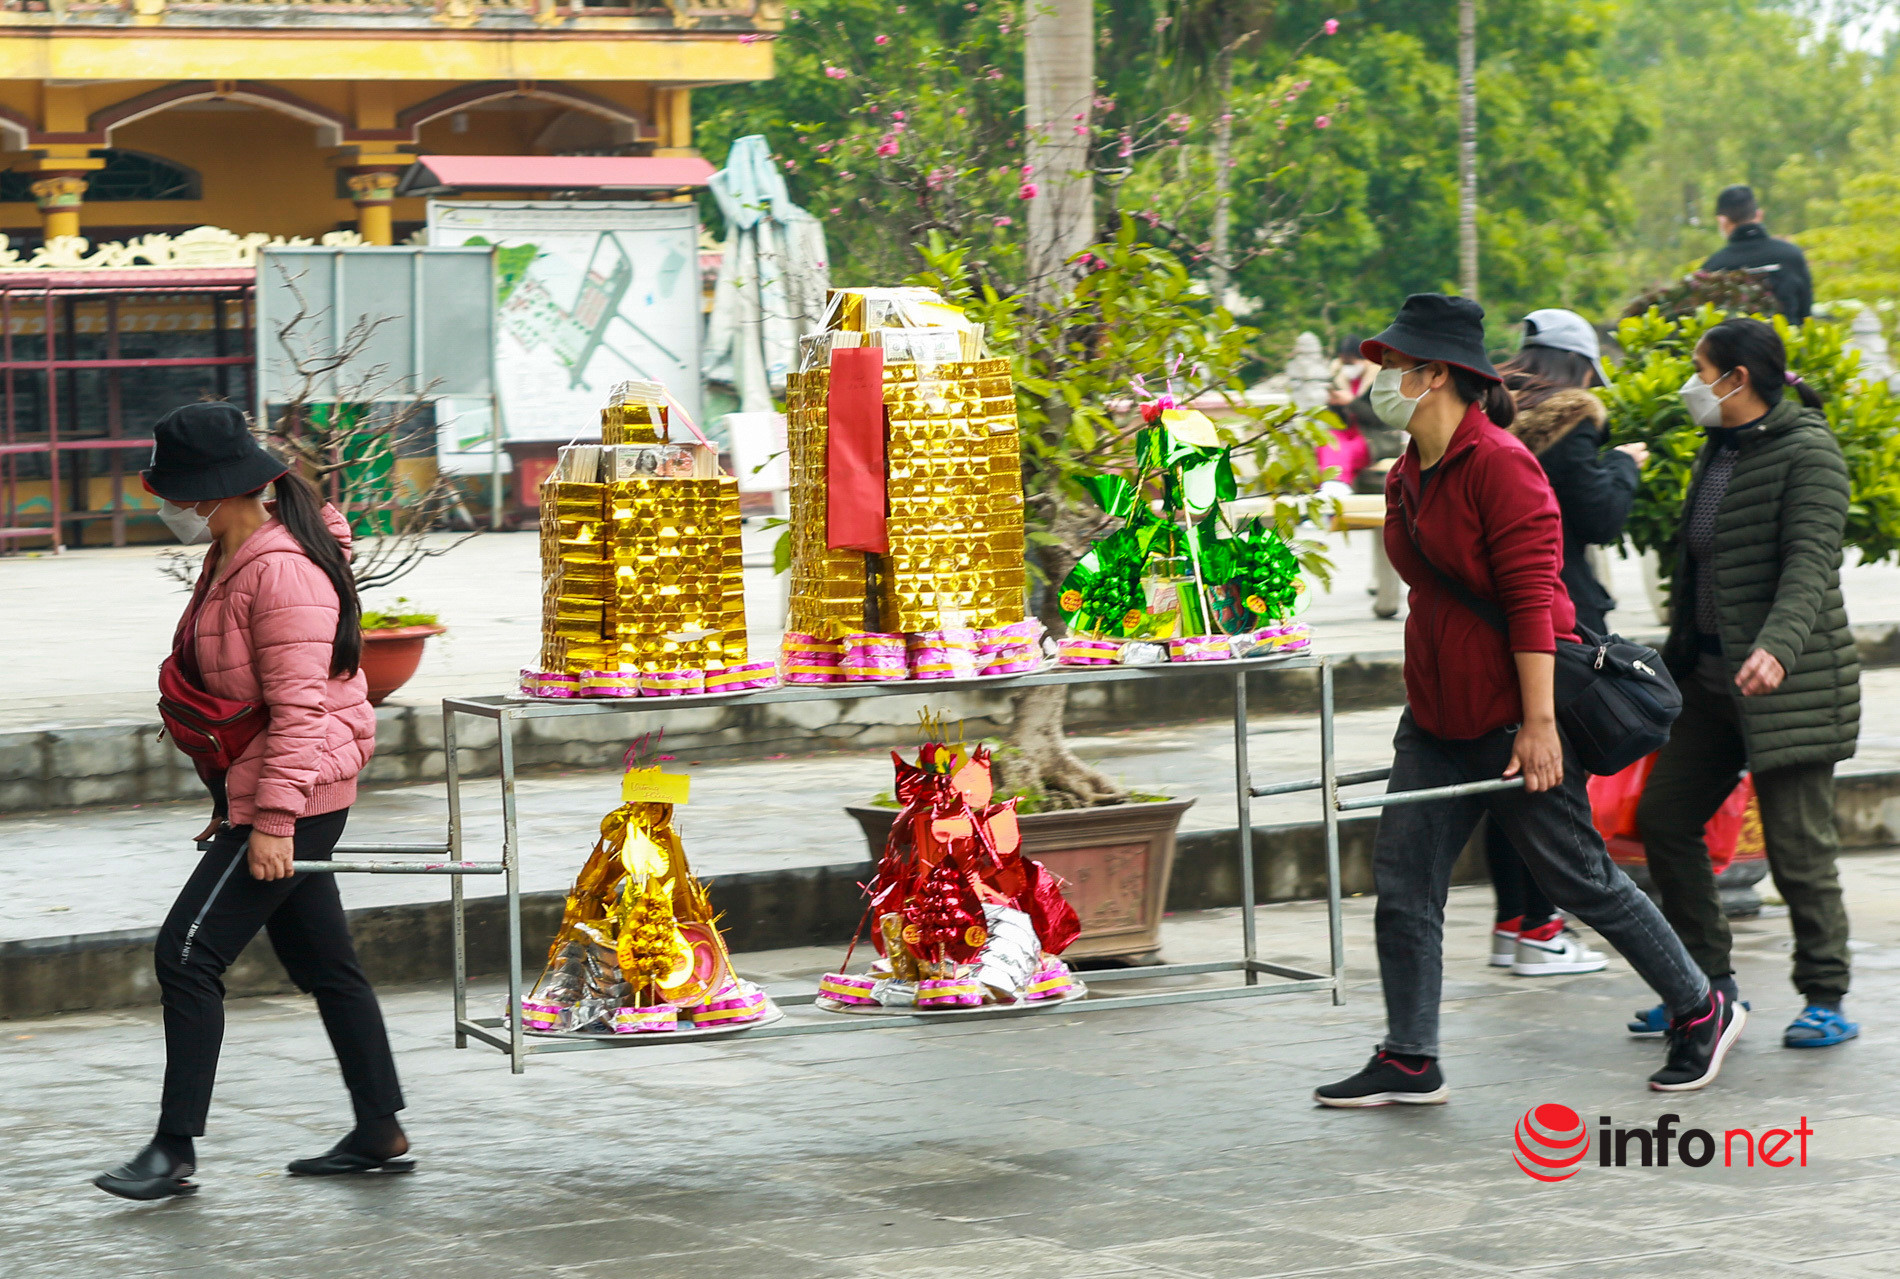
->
[1093, 96, 1115, 111]
[1073, 112, 1085, 121]
[1073, 124, 1088, 135]
[1000, 23, 1010, 33]
[824, 65, 849, 79]
[839, 170, 854, 179]
[1018, 182, 1039, 199]
[1167, 112, 1192, 132]
[830, 207, 841, 214]
[1323, 17, 1338, 33]
[964, 2, 976, 9]
[956, 106, 967, 117]
[783, 158, 798, 171]
[866, 103, 879, 113]
[816, 142, 833, 153]
[986, 68, 1004, 80]
[874, 33, 890, 44]
[739, 32, 766, 43]
[1315, 115, 1331, 128]
[992, 215, 1013, 227]
[1117, 132, 1133, 158]
[876, 135, 900, 156]
[1020, 163, 1034, 176]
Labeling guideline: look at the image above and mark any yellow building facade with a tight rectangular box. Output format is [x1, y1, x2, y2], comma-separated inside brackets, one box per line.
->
[0, 1, 778, 246]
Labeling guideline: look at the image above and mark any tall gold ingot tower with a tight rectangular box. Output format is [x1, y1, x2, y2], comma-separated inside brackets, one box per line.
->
[783, 297, 1026, 638]
[537, 395, 747, 674]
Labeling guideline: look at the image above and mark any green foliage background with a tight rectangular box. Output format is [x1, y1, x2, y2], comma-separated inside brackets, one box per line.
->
[1601, 307, 1900, 580]
[695, 0, 1900, 348]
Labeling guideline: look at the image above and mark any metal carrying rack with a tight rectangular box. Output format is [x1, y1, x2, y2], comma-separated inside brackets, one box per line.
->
[297, 654, 1520, 1073]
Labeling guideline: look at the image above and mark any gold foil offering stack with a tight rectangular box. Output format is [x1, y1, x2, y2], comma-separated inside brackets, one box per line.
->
[537, 383, 747, 675]
[783, 288, 1027, 638]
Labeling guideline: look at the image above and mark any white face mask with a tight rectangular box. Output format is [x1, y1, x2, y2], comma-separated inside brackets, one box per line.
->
[1679, 369, 1745, 429]
[1370, 364, 1432, 430]
[158, 499, 219, 546]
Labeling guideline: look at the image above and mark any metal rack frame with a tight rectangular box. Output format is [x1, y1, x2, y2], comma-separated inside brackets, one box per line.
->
[284, 653, 1532, 1073]
[401, 654, 1348, 1072]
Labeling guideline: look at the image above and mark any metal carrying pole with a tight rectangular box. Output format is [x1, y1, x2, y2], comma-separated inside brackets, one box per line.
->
[447, 702, 468, 1049]
[499, 707, 525, 1074]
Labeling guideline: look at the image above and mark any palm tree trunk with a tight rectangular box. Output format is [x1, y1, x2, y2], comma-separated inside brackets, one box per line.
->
[1210, 42, 1234, 306]
[1025, 0, 1095, 294]
[1457, 0, 1479, 299]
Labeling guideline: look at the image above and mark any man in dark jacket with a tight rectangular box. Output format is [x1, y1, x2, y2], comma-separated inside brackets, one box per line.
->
[1701, 185, 1813, 323]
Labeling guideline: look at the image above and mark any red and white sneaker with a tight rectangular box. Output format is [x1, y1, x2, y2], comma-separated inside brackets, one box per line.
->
[1490, 916, 1522, 968]
[1511, 917, 1608, 977]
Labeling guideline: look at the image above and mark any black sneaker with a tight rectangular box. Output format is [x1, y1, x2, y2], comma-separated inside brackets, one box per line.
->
[1315, 1049, 1449, 1107]
[1649, 991, 1746, 1092]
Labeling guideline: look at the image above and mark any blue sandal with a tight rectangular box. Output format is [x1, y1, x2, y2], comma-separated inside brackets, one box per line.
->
[1784, 1004, 1859, 1048]
[1628, 1004, 1669, 1037]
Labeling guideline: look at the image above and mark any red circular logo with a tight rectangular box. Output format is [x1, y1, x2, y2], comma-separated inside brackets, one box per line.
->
[1514, 1104, 1589, 1181]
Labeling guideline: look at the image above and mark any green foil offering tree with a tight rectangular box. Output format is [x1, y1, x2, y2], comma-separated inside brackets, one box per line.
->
[1057, 397, 1303, 640]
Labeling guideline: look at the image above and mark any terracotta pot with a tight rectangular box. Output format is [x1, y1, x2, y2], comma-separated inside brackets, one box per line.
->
[844, 798, 1196, 961]
[358, 624, 445, 706]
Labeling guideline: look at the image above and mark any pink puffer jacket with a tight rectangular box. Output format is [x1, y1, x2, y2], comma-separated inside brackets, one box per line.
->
[181, 505, 375, 836]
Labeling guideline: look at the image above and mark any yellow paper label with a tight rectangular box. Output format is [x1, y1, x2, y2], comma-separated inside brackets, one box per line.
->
[1160, 408, 1221, 446]
[621, 766, 691, 805]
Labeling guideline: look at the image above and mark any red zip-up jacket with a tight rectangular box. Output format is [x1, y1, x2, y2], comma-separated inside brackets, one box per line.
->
[1383, 401, 1577, 740]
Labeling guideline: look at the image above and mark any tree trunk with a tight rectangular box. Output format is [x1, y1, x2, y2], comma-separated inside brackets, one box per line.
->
[1457, 0, 1479, 300]
[1024, 0, 1095, 295]
[999, 683, 1129, 810]
[1209, 41, 1234, 306]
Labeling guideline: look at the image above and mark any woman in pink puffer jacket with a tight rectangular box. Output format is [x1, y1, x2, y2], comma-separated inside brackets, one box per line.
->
[95, 403, 409, 1202]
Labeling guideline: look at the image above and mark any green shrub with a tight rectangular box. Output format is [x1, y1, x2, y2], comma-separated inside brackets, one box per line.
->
[1601, 305, 1900, 582]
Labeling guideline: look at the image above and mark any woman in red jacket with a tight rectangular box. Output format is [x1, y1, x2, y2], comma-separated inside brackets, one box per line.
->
[1313, 295, 1738, 1107]
[94, 404, 408, 1200]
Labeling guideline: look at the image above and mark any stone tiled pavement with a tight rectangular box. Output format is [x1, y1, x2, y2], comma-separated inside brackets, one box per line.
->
[10, 854, 1900, 1278]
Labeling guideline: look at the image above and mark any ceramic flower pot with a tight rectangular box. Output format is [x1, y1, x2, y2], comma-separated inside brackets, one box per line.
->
[357, 624, 445, 706]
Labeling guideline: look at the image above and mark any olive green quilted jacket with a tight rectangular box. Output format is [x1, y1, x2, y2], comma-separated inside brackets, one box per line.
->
[1661, 395, 1860, 773]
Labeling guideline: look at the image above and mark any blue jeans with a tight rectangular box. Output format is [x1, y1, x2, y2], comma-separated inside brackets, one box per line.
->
[1374, 709, 1709, 1057]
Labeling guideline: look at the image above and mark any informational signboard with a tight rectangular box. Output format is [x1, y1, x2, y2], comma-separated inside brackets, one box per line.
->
[427, 201, 705, 442]
[255, 245, 497, 406]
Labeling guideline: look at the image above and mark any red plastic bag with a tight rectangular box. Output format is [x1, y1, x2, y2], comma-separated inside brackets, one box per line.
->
[1587, 754, 1759, 875]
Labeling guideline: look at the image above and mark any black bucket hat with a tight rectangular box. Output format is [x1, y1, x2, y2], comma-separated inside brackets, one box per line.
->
[1361, 294, 1500, 383]
[141, 403, 288, 504]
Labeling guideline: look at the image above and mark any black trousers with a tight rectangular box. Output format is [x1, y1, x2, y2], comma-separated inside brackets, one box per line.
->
[154, 808, 405, 1137]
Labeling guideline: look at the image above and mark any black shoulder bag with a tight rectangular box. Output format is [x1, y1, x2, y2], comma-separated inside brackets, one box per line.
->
[1394, 493, 1680, 776]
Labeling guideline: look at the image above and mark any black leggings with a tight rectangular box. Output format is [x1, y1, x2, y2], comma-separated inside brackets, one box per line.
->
[154, 808, 404, 1137]
[1485, 818, 1557, 929]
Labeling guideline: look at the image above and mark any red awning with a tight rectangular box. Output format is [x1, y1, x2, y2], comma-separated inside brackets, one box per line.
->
[396, 155, 717, 197]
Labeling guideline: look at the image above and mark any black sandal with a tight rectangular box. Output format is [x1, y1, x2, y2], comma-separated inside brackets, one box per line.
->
[94, 1144, 199, 1201]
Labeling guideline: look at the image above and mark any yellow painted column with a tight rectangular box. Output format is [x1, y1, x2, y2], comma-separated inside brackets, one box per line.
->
[654, 88, 697, 157]
[346, 171, 401, 245]
[31, 174, 89, 242]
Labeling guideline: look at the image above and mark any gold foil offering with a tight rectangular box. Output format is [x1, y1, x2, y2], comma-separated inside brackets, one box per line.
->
[537, 394, 748, 675]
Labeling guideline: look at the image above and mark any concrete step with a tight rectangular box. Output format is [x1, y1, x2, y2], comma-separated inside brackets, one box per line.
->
[9, 621, 1900, 817]
[7, 766, 1898, 1022]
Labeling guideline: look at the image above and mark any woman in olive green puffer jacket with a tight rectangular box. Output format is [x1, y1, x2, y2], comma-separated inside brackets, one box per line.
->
[1636, 316, 1862, 1052]
[1658, 395, 1860, 769]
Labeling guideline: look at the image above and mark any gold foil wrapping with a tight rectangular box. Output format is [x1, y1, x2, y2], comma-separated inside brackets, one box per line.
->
[538, 401, 748, 674]
[784, 355, 1027, 638]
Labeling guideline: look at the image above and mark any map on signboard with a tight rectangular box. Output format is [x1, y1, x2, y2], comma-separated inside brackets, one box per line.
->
[428, 202, 704, 443]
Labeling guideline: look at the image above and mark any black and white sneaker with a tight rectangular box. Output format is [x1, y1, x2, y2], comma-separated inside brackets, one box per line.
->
[1649, 991, 1746, 1092]
[1315, 1049, 1449, 1107]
